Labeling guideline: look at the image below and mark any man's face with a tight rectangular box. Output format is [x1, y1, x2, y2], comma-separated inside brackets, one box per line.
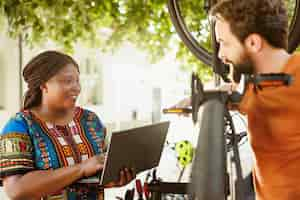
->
[215, 17, 254, 78]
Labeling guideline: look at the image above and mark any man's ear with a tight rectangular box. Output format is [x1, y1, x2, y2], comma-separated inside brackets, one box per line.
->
[244, 33, 263, 53]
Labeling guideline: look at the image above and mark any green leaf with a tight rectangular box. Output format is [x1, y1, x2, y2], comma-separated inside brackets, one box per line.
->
[0, 0, 297, 80]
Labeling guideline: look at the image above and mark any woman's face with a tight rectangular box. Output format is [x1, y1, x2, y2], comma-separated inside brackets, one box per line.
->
[43, 63, 81, 111]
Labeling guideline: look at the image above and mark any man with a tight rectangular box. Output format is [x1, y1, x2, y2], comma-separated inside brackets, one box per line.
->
[209, 0, 300, 199]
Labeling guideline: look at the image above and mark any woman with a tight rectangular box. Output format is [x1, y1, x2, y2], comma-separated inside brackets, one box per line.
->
[0, 51, 133, 199]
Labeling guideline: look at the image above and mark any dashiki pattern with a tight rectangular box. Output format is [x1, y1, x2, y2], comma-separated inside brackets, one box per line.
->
[0, 107, 106, 199]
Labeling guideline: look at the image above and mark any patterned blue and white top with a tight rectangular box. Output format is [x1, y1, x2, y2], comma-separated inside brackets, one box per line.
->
[0, 107, 106, 199]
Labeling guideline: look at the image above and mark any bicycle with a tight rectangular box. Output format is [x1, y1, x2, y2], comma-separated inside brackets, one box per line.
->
[167, 0, 300, 80]
[165, 1, 300, 200]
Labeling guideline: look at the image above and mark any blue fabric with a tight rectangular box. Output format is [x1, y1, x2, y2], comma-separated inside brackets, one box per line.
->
[1, 114, 28, 134]
[0, 107, 106, 199]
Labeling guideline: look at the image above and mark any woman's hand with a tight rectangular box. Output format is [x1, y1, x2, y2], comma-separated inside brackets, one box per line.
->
[3, 154, 106, 200]
[104, 168, 136, 188]
[79, 155, 105, 177]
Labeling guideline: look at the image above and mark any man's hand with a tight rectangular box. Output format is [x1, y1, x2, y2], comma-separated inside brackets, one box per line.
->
[217, 83, 238, 94]
[173, 97, 191, 108]
[163, 97, 192, 117]
[164, 82, 239, 117]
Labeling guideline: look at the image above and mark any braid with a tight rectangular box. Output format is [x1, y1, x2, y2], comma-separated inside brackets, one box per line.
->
[22, 51, 79, 110]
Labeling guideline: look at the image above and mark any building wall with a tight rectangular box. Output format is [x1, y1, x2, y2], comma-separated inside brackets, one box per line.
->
[0, 32, 20, 129]
[0, 52, 4, 109]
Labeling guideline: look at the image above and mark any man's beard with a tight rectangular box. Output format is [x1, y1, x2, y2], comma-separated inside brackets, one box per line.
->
[232, 57, 254, 83]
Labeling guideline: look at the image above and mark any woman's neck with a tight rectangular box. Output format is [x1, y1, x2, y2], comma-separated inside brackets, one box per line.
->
[31, 105, 75, 126]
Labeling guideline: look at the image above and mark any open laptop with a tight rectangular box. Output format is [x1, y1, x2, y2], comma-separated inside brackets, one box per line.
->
[77, 121, 170, 185]
[101, 121, 170, 185]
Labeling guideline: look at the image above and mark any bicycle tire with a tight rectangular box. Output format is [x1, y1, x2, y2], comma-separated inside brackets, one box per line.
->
[168, 0, 300, 65]
[288, 0, 300, 52]
[167, 0, 212, 67]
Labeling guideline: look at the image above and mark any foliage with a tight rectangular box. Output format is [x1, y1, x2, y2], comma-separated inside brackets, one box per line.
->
[0, 0, 297, 80]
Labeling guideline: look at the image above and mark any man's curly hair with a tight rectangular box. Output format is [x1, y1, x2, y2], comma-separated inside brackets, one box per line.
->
[210, 0, 288, 49]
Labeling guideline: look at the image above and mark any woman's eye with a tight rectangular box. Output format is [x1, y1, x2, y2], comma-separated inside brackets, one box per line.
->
[64, 79, 73, 84]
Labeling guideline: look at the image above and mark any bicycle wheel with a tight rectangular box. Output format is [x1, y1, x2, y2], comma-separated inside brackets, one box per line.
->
[167, 0, 213, 67]
[288, 0, 300, 52]
[168, 0, 300, 67]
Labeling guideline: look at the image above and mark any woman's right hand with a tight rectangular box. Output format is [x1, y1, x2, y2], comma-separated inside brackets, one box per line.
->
[3, 154, 106, 200]
[79, 154, 105, 177]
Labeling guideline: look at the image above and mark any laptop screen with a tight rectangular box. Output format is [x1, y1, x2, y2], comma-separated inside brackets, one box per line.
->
[100, 121, 170, 185]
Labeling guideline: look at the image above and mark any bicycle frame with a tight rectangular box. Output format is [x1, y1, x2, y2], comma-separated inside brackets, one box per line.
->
[167, 1, 300, 199]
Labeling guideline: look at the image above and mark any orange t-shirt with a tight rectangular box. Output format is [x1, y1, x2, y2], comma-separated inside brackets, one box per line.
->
[239, 53, 300, 200]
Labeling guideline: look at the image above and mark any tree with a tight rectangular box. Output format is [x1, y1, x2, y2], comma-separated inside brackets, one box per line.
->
[0, 0, 297, 81]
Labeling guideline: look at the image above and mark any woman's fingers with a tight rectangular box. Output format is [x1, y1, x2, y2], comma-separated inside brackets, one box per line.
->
[104, 167, 136, 188]
[130, 168, 136, 179]
[125, 168, 132, 181]
[118, 169, 126, 186]
[119, 167, 136, 186]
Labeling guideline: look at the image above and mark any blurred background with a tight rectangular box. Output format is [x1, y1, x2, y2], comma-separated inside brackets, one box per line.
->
[0, 0, 297, 199]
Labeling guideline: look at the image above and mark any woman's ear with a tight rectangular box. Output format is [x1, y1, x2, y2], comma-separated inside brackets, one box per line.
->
[40, 83, 48, 93]
[244, 33, 263, 53]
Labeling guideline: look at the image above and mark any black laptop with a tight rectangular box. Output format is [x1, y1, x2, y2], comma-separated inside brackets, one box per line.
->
[77, 121, 170, 185]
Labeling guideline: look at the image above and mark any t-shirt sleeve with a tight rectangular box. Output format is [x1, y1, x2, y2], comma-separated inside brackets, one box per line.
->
[0, 114, 34, 179]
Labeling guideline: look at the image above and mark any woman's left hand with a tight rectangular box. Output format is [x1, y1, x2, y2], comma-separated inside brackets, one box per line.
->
[104, 168, 136, 188]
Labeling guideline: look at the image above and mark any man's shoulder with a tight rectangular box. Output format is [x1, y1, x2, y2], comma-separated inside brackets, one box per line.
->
[285, 53, 300, 73]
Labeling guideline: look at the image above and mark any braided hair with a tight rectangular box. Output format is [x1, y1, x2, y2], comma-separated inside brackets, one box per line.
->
[22, 51, 79, 110]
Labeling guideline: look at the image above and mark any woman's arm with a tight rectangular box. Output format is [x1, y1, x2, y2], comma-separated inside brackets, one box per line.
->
[3, 155, 104, 200]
